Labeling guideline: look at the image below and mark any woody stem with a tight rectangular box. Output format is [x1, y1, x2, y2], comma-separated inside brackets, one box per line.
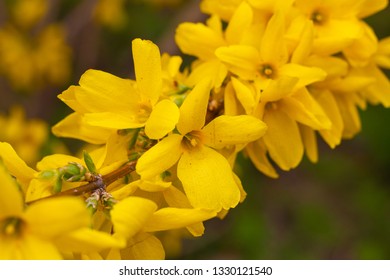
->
[26, 160, 137, 204]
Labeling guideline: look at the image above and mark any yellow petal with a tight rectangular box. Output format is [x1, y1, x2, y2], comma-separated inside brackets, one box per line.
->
[0, 163, 24, 218]
[175, 21, 225, 60]
[278, 63, 327, 89]
[313, 19, 362, 55]
[299, 125, 318, 163]
[120, 232, 165, 260]
[261, 76, 299, 102]
[263, 108, 304, 170]
[225, 1, 253, 44]
[77, 69, 138, 113]
[58, 86, 88, 113]
[163, 186, 192, 208]
[202, 115, 267, 149]
[334, 95, 361, 139]
[144, 207, 216, 235]
[136, 134, 183, 179]
[110, 196, 157, 240]
[279, 88, 332, 130]
[25, 196, 90, 239]
[357, 0, 388, 18]
[132, 38, 162, 105]
[138, 179, 171, 192]
[0, 234, 62, 260]
[54, 228, 125, 253]
[231, 77, 257, 114]
[177, 79, 211, 135]
[36, 154, 82, 171]
[52, 112, 114, 144]
[313, 90, 343, 148]
[246, 140, 279, 178]
[291, 20, 314, 64]
[84, 112, 144, 129]
[177, 146, 241, 210]
[185, 59, 228, 89]
[260, 11, 288, 65]
[216, 45, 260, 80]
[145, 99, 179, 139]
[0, 142, 36, 188]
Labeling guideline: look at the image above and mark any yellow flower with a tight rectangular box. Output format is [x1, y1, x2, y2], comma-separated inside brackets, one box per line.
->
[294, 0, 388, 56]
[10, 0, 48, 29]
[0, 106, 48, 166]
[0, 162, 91, 259]
[53, 39, 179, 141]
[93, 0, 127, 29]
[215, 13, 329, 176]
[106, 196, 216, 259]
[0, 24, 71, 90]
[137, 79, 267, 210]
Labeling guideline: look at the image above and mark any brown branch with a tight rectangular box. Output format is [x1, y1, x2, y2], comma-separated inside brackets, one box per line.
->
[26, 160, 137, 204]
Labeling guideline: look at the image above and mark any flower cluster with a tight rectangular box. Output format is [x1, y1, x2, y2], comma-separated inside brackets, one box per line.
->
[178, 0, 390, 177]
[0, 0, 71, 91]
[1, 0, 389, 259]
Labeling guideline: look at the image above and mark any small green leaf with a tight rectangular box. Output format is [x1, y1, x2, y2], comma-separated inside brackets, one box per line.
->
[53, 177, 62, 193]
[38, 170, 58, 179]
[83, 150, 97, 173]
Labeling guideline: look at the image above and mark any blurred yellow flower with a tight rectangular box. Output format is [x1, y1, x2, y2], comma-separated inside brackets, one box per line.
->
[0, 24, 71, 91]
[0, 106, 48, 166]
[0, 162, 91, 259]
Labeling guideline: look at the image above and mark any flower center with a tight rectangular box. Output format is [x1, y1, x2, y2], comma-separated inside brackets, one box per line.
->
[1, 217, 26, 238]
[259, 64, 276, 79]
[137, 102, 152, 123]
[311, 9, 328, 25]
[181, 130, 203, 151]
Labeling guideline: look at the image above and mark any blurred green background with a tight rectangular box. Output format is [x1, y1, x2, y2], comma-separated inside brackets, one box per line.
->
[0, 0, 389, 259]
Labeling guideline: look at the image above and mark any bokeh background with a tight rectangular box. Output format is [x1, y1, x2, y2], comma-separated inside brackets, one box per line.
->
[0, 0, 389, 259]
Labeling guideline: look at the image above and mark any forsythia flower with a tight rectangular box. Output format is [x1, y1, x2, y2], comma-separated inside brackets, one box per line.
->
[0, 106, 48, 165]
[0, 162, 91, 259]
[136, 79, 267, 211]
[11, 0, 387, 260]
[0, 0, 71, 91]
[53, 39, 179, 141]
[177, 0, 390, 177]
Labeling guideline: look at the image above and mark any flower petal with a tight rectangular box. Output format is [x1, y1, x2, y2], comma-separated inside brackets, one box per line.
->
[175, 21, 225, 60]
[110, 196, 157, 240]
[120, 232, 165, 260]
[144, 207, 216, 235]
[77, 69, 138, 113]
[54, 228, 125, 253]
[260, 11, 288, 65]
[263, 108, 304, 171]
[136, 134, 183, 179]
[132, 38, 162, 105]
[0, 163, 24, 218]
[202, 115, 267, 149]
[0, 142, 36, 189]
[278, 63, 327, 89]
[84, 112, 144, 129]
[24, 196, 90, 239]
[52, 112, 114, 144]
[145, 99, 179, 140]
[279, 88, 332, 130]
[177, 79, 211, 135]
[177, 146, 241, 210]
[225, 1, 253, 44]
[216, 45, 260, 80]
[0, 234, 62, 260]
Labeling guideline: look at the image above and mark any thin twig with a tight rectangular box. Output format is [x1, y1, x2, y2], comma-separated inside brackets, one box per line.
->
[26, 160, 137, 204]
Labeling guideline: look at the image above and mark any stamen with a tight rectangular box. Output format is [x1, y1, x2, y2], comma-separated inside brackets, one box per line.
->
[259, 64, 276, 79]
